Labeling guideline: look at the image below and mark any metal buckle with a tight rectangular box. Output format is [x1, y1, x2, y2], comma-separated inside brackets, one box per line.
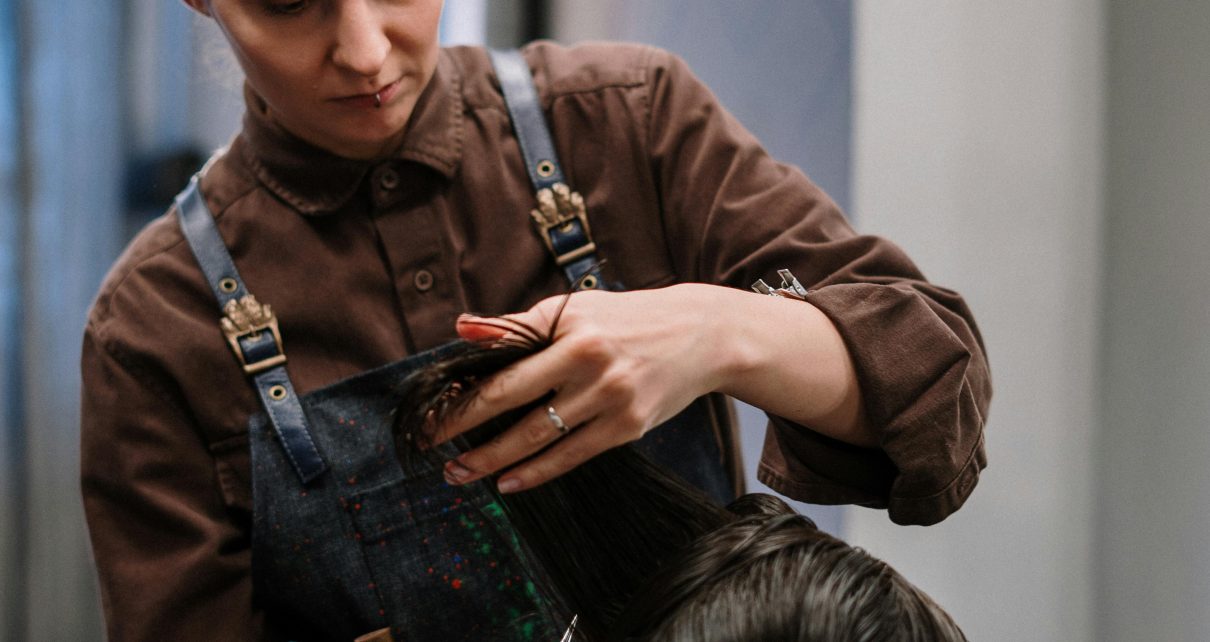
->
[529, 182, 597, 267]
[220, 294, 287, 375]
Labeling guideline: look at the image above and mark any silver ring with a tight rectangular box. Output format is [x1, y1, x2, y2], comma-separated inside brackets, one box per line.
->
[546, 406, 570, 434]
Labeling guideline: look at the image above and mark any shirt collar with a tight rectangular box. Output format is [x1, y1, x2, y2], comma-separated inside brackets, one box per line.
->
[238, 50, 465, 216]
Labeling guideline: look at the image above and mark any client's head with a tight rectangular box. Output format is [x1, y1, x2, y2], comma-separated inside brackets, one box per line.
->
[613, 494, 967, 642]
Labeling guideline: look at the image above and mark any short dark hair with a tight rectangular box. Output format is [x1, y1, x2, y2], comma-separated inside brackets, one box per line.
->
[614, 494, 967, 641]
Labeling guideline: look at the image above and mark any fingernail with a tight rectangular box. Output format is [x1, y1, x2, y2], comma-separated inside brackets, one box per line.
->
[445, 461, 473, 484]
[497, 478, 522, 493]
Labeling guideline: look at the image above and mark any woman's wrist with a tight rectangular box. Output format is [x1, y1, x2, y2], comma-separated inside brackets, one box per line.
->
[696, 283, 877, 448]
[669, 283, 761, 392]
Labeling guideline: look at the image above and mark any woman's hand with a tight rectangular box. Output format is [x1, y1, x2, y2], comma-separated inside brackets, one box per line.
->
[432, 283, 874, 494]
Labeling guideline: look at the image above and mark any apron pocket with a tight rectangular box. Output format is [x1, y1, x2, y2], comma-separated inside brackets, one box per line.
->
[347, 473, 561, 641]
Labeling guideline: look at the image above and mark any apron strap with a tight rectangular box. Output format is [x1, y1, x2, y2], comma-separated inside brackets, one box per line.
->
[489, 48, 614, 291]
[175, 176, 327, 485]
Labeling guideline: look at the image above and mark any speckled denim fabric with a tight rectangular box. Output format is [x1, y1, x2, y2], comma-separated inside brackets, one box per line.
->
[249, 343, 731, 640]
[250, 346, 563, 641]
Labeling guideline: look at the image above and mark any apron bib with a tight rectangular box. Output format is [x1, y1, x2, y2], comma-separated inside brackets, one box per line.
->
[249, 347, 563, 640]
[247, 347, 732, 640]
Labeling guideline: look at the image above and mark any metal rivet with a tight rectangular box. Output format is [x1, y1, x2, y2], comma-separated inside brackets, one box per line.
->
[535, 160, 556, 178]
[219, 278, 238, 293]
[268, 385, 288, 401]
[414, 269, 434, 292]
[579, 274, 599, 290]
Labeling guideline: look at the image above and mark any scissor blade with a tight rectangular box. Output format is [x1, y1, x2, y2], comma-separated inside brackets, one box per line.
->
[558, 614, 579, 642]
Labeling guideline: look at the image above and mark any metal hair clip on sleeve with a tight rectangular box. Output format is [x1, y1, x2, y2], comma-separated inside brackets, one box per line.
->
[751, 269, 810, 301]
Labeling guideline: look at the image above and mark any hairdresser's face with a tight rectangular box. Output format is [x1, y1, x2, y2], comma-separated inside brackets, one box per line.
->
[187, 0, 444, 159]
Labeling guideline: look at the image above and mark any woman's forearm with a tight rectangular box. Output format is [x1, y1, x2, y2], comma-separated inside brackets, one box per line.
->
[706, 284, 877, 447]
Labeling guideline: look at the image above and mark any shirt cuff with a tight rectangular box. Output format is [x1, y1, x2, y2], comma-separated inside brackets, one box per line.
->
[758, 282, 990, 525]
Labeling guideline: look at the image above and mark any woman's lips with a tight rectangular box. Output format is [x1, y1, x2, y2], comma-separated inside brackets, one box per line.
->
[334, 78, 402, 109]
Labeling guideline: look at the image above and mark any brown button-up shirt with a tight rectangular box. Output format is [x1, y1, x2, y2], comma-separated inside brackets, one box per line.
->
[81, 42, 990, 641]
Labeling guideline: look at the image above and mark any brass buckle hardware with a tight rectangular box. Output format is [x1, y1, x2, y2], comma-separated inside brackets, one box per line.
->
[220, 294, 287, 374]
[530, 183, 597, 267]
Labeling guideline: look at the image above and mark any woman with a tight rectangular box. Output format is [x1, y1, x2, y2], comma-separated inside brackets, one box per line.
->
[81, 0, 990, 640]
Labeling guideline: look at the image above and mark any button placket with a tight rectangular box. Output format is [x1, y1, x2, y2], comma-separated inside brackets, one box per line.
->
[370, 173, 458, 349]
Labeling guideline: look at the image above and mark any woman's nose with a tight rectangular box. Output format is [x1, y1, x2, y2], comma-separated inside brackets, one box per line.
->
[330, 0, 390, 78]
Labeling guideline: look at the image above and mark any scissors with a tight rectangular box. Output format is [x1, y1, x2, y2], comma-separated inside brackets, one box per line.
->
[558, 614, 579, 642]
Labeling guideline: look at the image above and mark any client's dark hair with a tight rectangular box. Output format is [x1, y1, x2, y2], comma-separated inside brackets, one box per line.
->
[392, 298, 965, 641]
[614, 494, 966, 641]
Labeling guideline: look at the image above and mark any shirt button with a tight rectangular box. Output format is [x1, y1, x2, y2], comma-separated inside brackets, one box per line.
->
[378, 167, 400, 191]
[413, 269, 434, 292]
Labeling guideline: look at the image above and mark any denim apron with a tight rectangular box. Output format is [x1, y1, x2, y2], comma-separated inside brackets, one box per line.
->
[175, 50, 733, 640]
[248, 349, 567, 641]
[242, 352, 731, 641]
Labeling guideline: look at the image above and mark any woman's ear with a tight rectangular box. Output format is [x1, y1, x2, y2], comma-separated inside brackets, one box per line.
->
[181, 0, 212, 17]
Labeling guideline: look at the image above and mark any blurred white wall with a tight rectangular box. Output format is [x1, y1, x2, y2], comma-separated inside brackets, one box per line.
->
[849, 2, 1104, 640]
[851, 3, 1210, 640]
[439, 0, 488, 46]
[554, 0, 852, 212]
[9, 2, 126, 639]
[1098, 4, 1210, 641]
[188, 12, 245, 155]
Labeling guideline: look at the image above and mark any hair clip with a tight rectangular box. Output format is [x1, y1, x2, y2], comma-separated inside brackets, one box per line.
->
[751, 269, 809, 300]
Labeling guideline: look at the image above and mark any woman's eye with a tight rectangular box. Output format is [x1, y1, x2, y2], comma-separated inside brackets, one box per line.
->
[265, 1, 309, 16]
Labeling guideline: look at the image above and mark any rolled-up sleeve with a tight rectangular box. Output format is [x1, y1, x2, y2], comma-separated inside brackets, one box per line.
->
[768, 277, 989, 525]
[643, 46, 991, 525]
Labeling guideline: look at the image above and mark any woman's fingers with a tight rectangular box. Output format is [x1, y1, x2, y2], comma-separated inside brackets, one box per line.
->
[493, 422, 614, 493]
[454, 314, 508, 342]
[442, 394, 596, 485]
[429, 334, 569, 445]
[434, 285, 736, 492]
